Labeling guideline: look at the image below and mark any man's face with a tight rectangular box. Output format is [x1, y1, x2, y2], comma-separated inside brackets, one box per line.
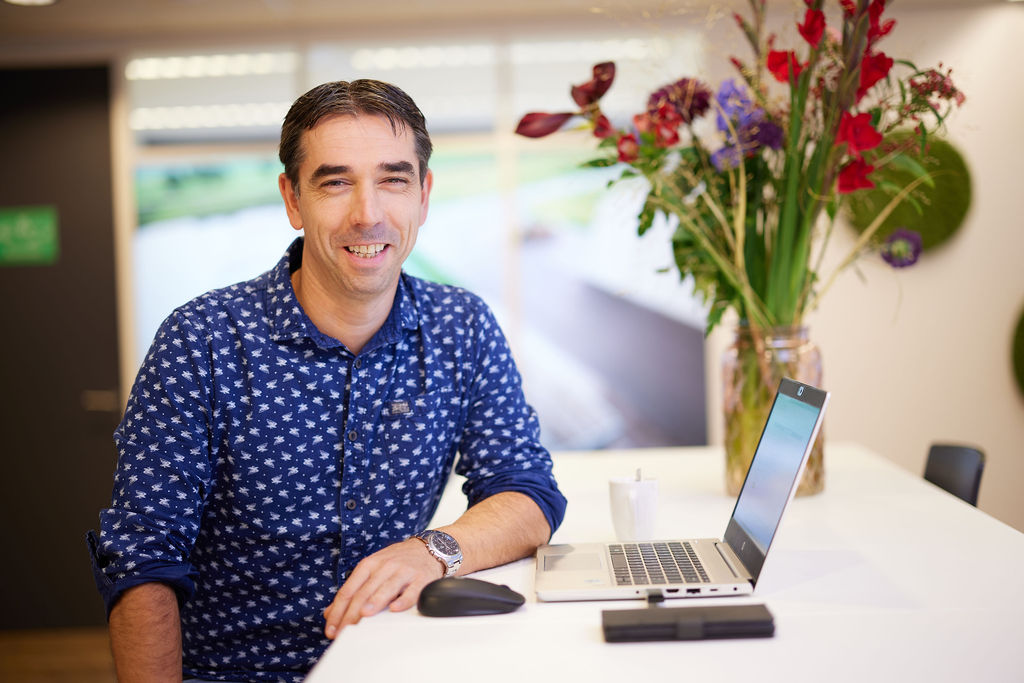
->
[279, 114, 432, 306]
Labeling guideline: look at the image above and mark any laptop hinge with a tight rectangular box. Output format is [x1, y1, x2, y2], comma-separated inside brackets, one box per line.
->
[715, 542, 751, 581]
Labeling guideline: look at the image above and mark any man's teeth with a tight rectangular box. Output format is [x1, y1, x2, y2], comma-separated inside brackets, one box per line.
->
[347, 244, 386, 257]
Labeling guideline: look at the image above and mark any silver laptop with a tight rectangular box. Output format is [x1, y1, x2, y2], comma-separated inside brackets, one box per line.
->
[535, 377, 829, 602]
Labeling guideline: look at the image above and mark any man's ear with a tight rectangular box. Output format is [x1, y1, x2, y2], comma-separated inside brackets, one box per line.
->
[418, 168, 434, 226]
[278, 173, 303, 231]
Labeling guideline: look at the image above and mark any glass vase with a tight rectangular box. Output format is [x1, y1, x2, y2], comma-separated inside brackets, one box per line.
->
[722, 325, 824, 497]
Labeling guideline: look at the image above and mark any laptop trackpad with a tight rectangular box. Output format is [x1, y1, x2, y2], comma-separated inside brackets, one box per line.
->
[544, 552, 603, 572]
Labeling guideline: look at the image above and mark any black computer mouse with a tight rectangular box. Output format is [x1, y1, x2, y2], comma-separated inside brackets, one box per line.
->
[417, 577, 525, 617]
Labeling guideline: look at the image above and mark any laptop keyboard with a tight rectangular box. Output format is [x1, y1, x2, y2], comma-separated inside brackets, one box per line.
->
[609, 541, 710, 586]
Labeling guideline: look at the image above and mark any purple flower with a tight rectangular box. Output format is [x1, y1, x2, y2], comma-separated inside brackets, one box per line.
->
[751, 118, 784, 150]
[711, 80, 785, 171]
[712, 145, 743, 171]
[880, 228, 923, 268]
[716, 79, 753, 132]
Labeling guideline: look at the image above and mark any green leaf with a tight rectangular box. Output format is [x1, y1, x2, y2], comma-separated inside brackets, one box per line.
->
[887, 153, 935, 187]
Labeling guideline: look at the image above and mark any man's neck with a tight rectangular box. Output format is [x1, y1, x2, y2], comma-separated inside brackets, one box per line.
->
[290, 267, 396, 356]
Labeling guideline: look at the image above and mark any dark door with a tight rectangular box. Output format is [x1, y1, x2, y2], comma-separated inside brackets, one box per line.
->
[0, 65, 121, 628]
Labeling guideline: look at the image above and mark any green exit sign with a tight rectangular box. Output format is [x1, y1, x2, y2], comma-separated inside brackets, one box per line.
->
[0, 205, 59, 266]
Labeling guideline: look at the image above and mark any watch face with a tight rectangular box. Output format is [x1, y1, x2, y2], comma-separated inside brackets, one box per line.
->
[431, 532, 460, 556]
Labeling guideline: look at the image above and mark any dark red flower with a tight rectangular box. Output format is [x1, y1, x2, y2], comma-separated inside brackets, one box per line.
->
[571, 62, 616, 108]
[840, 0, 856, 16]
[767, 50, 805, 83]
[798, 8, 826, 47]
[514, 112, 574, 138]
[647, 78, 712, 124]
[857, 51, 894, 100]
[838, 157, 876, 193]
[617, 133, 639, 163]
[836, 111, 882, 155]
[593, 114, 615, 139]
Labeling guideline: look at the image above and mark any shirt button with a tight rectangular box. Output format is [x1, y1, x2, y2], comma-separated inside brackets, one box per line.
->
[347, 430, 358, 442]
[354, 358, 362, 369]
[345, 499, 357, 510]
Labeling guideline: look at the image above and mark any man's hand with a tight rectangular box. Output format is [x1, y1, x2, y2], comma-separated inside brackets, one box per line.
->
[322, 491, 550, 639]
[322, 536, 443, 638]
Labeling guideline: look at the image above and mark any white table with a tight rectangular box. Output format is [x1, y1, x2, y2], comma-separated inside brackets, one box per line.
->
[306, 443, 1024, 682]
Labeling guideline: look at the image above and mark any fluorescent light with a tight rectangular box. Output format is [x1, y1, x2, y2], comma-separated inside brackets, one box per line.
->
[349, 45, 495, 71]
[125, 52, 298, 81]
[4, 0, 59, 6]
[129, 102, 292, 131]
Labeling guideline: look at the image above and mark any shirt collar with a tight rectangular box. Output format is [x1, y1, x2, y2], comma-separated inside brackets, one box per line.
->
[265, 237, 419, 352]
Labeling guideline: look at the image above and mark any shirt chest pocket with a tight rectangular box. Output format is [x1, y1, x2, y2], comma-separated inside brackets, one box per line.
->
[381, 387, 457, 508]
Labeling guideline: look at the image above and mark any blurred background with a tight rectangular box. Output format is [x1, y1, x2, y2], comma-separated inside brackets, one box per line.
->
[0, 0, 1021, 643]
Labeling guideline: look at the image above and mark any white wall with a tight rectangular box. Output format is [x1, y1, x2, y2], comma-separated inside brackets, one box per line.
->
[706, 4, 1024, 532]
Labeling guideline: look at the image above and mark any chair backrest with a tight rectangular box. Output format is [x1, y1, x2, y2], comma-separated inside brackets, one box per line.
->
[924, 444, 985, 506]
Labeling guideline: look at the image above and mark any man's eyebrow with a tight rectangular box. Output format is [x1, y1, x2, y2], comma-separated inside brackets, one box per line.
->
[310, 164, 350, 181]
[380, 161, 416, 175]
[309, 161, 416, 182]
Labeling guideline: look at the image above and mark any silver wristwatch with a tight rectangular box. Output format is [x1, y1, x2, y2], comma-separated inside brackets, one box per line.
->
[415, 529, 462, 577]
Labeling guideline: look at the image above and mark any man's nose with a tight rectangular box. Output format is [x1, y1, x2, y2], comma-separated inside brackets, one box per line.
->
[350, 184, 384, 227]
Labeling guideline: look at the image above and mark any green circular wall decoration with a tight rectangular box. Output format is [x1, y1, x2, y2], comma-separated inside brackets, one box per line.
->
[845, 133, 972, 251]
[1014, 304, 1024, 399]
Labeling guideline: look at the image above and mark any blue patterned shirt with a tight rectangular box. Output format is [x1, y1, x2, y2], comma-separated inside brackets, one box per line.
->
[89, 237, 566, 681]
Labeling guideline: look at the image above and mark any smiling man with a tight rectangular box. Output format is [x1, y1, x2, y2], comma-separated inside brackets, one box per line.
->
[88, 80, 566, 683]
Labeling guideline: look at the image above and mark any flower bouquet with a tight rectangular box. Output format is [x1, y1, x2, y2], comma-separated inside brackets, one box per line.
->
[515, 0, 964, 494]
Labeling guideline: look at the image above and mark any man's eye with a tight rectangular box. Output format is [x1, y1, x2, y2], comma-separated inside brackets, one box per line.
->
[383, 177, 410, 185]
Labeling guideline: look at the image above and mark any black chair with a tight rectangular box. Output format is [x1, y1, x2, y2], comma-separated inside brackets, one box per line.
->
[924, 444, 985, 506]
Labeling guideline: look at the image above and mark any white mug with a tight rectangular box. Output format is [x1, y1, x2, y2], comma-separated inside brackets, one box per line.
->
[609, 474, 658, 541]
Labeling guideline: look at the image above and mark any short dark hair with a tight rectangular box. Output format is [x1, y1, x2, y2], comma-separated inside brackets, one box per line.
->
[279, 79, 433, 190]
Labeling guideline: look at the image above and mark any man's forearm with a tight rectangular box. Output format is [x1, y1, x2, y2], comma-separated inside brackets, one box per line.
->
[108, 582, 183, 683]
[439, 490, 552, 574]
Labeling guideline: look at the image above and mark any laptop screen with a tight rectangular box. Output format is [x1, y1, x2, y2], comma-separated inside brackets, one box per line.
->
[723, 378, 828, 582]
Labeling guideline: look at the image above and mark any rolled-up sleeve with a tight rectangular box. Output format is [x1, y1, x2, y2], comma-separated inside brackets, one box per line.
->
[89, 308, 214, 617]
[455, 303, 567, 537]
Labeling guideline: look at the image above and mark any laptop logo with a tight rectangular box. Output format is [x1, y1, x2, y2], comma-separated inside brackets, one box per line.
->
[797, 386, 804, 396]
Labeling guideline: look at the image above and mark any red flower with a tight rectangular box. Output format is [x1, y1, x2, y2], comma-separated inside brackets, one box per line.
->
[593, 115, 615, 139]
[838, 158, 876, 193]
[632, 112, 654, 134]
[840, 0, 856, 16]
[767, 50, 805, 83]
[617, 133, 639, 163]
[798, 8, 826, 47]
[867, 0, 896, 46]
[649, 101, 684, 147]
[515, 112, 574, 138]
[654, 120, 680, 148]
[836, 111, 882, 155]
[571, 62, 616, 108]
[857, 51, 894, 100]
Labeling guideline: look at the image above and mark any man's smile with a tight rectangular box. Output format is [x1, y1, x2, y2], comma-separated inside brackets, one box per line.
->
[346, 243, 387, 258]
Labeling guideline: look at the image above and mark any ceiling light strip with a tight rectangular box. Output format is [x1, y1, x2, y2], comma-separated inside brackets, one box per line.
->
[130, 102, 292, 130]
[125, 52, 298, 81]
